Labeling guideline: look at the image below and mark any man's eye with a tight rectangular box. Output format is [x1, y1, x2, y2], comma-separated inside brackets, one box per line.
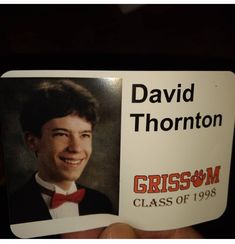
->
[81, 133, 91, 139]
[53, 133, 68, 137]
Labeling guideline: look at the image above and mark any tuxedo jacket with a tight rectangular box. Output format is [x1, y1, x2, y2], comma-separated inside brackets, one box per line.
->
[9, 175, 113, 225]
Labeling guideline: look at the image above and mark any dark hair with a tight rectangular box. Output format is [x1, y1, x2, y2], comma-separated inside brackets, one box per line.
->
[20, 79, 99, 137]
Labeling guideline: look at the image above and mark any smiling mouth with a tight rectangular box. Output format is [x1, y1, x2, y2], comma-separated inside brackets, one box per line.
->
[60, 157, 84, 166]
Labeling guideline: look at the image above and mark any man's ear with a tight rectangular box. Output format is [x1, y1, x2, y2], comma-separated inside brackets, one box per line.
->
[24, 132, 40, 152]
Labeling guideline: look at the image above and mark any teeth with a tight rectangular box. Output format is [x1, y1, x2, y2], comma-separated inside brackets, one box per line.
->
[65, 160, 80, 165]
[61, 158, 83, 165]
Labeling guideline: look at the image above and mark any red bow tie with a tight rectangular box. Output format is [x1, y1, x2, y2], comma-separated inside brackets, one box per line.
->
[51, 189, 85, 209]
[39, 185, 85, 209]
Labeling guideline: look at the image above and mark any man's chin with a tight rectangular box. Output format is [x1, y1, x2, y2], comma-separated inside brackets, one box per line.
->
[61, 173, 82, 182]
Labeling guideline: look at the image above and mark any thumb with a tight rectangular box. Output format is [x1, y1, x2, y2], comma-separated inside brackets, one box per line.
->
[99, 223, 137, 239]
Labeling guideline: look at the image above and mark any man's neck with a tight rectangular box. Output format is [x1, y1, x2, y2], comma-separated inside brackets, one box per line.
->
[54, 181, 73, 191]
[37, 172, 75, 191]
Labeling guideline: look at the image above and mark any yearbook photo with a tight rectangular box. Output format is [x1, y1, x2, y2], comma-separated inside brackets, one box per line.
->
[0, 77, 122, 227]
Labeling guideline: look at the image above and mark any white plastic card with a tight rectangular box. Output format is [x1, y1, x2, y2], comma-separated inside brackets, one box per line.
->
[1, 70, 234, 238]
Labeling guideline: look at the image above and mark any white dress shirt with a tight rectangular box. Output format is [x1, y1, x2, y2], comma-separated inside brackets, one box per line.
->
[35, 173, 80, 219]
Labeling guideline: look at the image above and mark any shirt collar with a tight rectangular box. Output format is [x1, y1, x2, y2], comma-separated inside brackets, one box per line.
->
[35, 172, 77, 195]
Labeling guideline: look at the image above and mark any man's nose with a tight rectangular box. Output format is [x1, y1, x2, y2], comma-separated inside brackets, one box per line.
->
[67, 136, 82, 153]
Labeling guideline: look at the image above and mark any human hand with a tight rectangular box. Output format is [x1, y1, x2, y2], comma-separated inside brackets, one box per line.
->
[61, 223, 202, 239]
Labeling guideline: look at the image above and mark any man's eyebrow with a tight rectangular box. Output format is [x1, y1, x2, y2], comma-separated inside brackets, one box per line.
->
[51, 128, 92, 133]
[80, 130, 92, 134]
[52, 128, 70, 132]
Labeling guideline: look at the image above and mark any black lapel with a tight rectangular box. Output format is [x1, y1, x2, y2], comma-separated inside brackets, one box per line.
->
[9, 175, 52, 224]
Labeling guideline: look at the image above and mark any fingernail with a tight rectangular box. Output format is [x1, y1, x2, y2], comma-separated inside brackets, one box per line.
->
[99, 223, 136, 239]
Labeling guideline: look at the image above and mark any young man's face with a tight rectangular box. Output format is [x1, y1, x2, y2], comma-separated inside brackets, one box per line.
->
[26, 114, 92, 190]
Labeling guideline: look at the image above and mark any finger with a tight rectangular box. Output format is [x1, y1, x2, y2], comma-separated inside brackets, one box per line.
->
[99, 223, 137, 239]
[61, 227, 105, 239]
[135, 227, 202, 239]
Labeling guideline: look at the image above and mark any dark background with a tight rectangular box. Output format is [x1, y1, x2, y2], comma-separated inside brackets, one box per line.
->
[0, 4, 234, 238]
